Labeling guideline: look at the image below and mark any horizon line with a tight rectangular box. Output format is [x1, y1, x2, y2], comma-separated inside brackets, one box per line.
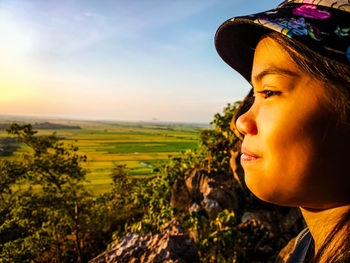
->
[0, 113, 212, 126]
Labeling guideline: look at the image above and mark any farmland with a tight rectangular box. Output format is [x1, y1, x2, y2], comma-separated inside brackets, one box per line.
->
[0, 119, 208, 194]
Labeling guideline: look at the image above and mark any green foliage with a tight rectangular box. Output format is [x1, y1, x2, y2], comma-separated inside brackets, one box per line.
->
[128, 168, 176, 234]
[184, 210, 241, 263]
[94, 164, 143, 243]
[122, 103, 243, 258]
[0, 124, 91, 263]
[0, 137, 19, 157]
[109, 164, 132, 204]
[211, 102, 241, 135]
[0, 102, 242, 262]
[97, 141, 198, 154]
[200, 102, 241, 176]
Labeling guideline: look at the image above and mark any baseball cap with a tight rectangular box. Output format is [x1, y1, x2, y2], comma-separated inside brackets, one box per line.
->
[215, 0, 350, 82]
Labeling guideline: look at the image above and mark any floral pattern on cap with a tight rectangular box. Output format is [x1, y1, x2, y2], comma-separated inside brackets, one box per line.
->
[334, 27, 350, 37]
[286, 0, 350, 12]
[215, 0, 350, 80]
[254, 0, 350, 63]
[256, 17, 322, 41]
[292, 4, 331, 19]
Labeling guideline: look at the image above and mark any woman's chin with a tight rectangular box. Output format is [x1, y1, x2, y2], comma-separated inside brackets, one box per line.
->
[245, 179, 298, 207]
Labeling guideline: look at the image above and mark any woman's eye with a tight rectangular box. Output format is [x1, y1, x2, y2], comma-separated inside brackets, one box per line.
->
[257, 90, 281, 99]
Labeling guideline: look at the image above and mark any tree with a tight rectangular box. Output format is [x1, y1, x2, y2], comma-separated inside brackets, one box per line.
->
[129, 103, 242, 235]
[199, 102, 241, 175]
[0, 124, 91, 263]
[0, 103, 243, 262]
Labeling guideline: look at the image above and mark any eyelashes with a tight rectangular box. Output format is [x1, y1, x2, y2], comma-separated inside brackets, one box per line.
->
[256, 90, 282, 99]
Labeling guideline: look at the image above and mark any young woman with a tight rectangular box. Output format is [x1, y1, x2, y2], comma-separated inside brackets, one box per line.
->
[215, 1, 350, 262]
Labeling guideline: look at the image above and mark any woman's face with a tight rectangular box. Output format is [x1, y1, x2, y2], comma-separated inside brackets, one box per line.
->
[235, 37, 350, 209]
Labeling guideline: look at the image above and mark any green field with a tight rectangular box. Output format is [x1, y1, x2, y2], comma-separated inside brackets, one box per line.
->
[0, 119, 207, 194]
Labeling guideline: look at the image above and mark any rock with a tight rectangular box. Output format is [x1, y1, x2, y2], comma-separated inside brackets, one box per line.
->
[237, 218, 279, 263]
[170, 169, 239, 219]
[201, 195, 221, 220]
[89, 220, 201, 263]
[237, 208, 305, 263]
[241, 211, 276, 232]
[229, 141, 247, 191]
[278, 208, 305, 239]
[188, 203, 201, 214]
[169, 138, 306, 262]
[170, 179, 191, 211]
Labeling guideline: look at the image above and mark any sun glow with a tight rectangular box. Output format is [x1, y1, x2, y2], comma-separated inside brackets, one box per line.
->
[0, 80, 36, 102]
[0, 5, 39, 104]
[0, 0, 250, 122]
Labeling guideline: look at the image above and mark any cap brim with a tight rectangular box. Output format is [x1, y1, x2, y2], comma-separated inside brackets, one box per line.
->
[215, 18, 272, 83]
[215, 2, 350, 82]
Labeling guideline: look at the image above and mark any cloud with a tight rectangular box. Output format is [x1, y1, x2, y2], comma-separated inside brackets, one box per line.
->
[0, 0, 248, 122]
[21, 0, 218, 54]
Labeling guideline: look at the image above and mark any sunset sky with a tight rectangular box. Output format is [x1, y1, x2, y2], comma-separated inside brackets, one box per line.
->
[0, 0, 280, 123]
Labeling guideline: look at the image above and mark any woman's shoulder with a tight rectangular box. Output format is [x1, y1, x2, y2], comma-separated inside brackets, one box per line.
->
[275, 228, 349, 263]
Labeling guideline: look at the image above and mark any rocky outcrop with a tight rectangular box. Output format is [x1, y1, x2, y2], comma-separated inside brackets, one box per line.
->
[237, 209, 305, 263]
[169, 165, 305, 262]
[170, 169, 241, 220]
[237, 218, 278, 263]
[89, 220, 200, 263]
[90, 123, 305, 263]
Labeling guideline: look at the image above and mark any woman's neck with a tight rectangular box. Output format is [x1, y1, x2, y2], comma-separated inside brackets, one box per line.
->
[300, 204, 350, 259]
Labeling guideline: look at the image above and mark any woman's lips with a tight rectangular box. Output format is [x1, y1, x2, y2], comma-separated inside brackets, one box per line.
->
[241, 152, 259, 162]
[240, 148, 261, 163]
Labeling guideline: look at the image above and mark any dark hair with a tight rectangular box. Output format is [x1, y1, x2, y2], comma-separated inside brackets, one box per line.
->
[266, 32, 350, 126]
[264, 32, 350, 263]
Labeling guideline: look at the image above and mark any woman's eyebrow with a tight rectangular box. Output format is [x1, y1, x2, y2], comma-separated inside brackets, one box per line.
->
[253, 67, 300, 83]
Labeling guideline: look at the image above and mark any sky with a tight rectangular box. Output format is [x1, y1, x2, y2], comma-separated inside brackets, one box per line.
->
[0, 0, 281, 123]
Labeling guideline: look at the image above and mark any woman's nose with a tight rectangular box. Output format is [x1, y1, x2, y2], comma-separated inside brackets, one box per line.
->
[235, 109, 258, 136]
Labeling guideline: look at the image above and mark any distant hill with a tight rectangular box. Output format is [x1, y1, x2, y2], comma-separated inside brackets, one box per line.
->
[0, 122, 81, 130]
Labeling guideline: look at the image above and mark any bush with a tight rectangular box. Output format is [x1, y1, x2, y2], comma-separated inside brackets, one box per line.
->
[0, 102, 243, 262]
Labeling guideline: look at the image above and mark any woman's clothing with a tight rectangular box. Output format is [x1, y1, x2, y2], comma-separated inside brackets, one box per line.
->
[275, 228, 314, 263]
[286, 228, 314, 263]
[276, 228, 350, 263]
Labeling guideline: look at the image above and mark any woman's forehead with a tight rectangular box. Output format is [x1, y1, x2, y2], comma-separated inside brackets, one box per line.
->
[251, 37, 301, 84]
